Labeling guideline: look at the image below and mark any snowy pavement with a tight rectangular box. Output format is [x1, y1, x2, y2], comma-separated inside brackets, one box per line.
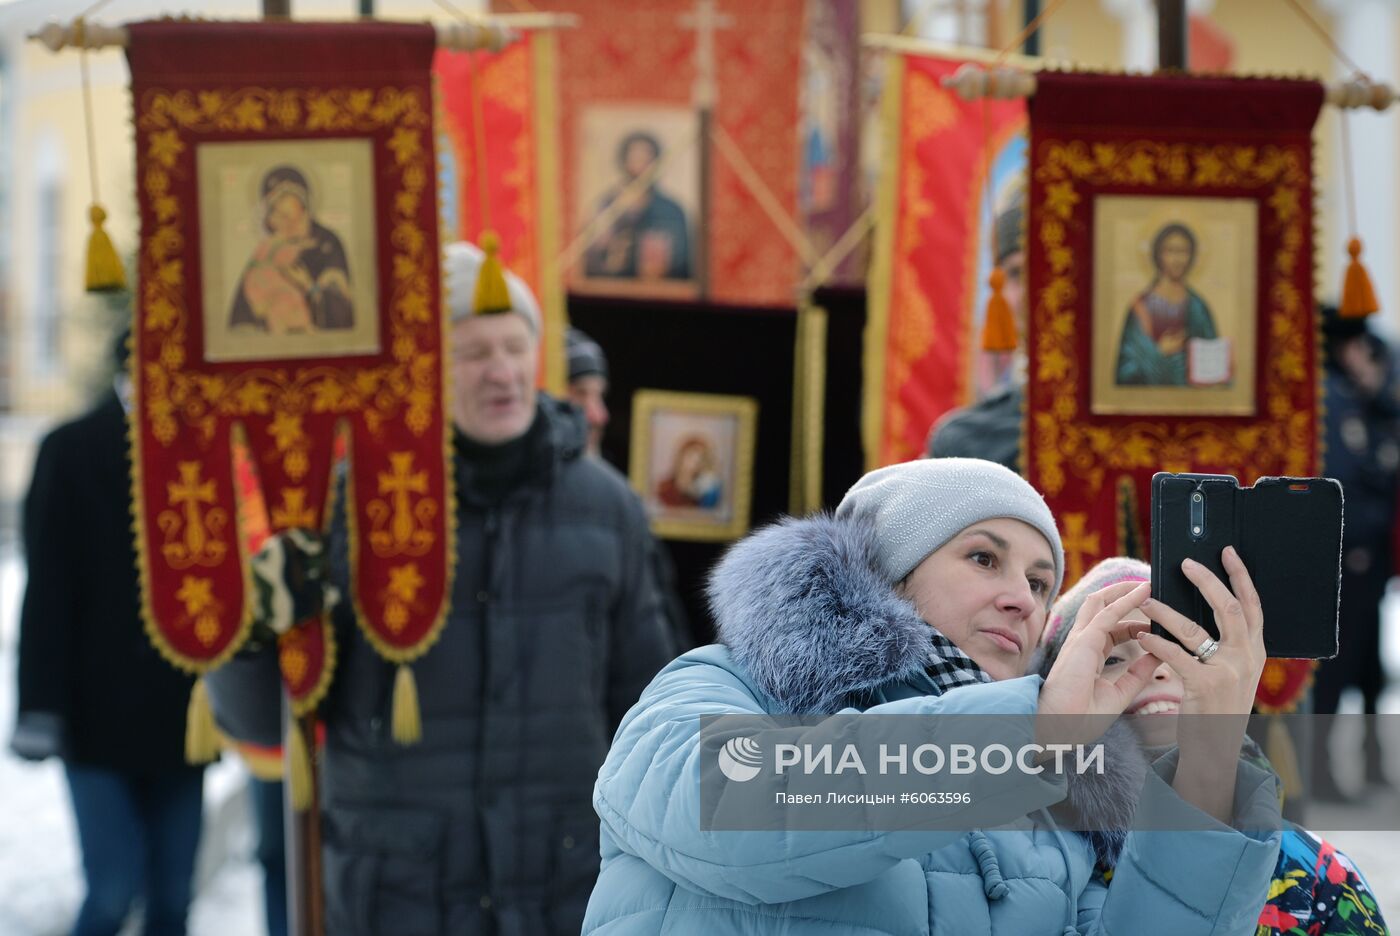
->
[2, 540, 1400, 933]
[0, 544, 265, 936]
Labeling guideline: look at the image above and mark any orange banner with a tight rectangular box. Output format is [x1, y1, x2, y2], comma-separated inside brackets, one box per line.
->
[866, 53, 1026, 468]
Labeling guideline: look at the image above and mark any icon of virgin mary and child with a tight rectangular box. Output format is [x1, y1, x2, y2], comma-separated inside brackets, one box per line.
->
[1114, 222, 1222, 387]
[228, 166, 355, 335]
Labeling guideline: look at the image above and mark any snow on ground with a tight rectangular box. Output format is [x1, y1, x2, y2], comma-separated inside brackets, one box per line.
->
[2, 538, 1400, 932]
[0, 540, 265, 936]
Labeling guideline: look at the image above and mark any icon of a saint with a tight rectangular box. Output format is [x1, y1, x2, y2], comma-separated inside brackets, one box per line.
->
[229, 166, 354, 335]
[656, 435, 722, 510]
[584, 132, 692, 282]
[1115, 222, 1219, 386]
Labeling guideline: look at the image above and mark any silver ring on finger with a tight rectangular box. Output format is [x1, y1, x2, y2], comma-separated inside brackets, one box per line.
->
[1193, 636, 1221, 662]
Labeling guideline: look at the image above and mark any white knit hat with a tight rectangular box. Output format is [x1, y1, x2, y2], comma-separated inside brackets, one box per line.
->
[836, 457, 1064, 599]
[443, 240, 541, 333]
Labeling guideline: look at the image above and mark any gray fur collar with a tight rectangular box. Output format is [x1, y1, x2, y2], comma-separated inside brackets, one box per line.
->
[707, 513, 934, 716]
[709, 512, 1149, 867]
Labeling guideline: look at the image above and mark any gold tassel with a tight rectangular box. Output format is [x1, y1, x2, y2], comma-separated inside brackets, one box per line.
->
[391, 664, 422, 745]
[1266, 713, 1304, 804]
[1341, 236, 1380, 318]
[286, 721, 314, 812]
[184, 677, 221, 764]
[981, 267, 1019, 352]
[84, 204, 126, 292]
[473, 230, 512, 316]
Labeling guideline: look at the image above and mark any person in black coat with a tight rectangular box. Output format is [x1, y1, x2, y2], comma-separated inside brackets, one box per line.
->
[209, 243, 676, 936]
[566, 326, 694, 651]
[1312, 304, 1399, 798]
[11, 329, 205, 936]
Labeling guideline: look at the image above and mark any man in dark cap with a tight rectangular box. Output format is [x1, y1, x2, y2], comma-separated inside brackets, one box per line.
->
[564, 325, 695, 650]
[565, 326, 610, 458]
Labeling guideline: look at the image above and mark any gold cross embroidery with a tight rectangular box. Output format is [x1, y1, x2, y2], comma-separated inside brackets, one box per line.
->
[160, 462, 228, 568]
[272, 488, 318, 530]
[1060, 513, 1101, 587]
[367, 452, 435, 558]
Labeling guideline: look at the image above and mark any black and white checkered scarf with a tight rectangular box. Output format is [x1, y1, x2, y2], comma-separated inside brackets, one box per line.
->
[925, 628, 991, 692]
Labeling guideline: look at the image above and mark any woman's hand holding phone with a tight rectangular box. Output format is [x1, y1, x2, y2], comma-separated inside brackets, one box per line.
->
[1135, 545, 1268, 823]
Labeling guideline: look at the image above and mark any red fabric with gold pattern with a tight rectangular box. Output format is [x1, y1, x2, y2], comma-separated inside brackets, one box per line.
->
[128, 22, 451, 684]
[1255, 659, 1318, 714]
[436, 39, 544, 303]
[1025, 73, 1322, 707]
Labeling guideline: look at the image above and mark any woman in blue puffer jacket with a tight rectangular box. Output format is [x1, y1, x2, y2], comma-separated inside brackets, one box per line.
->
[585, 458, 1282, 934]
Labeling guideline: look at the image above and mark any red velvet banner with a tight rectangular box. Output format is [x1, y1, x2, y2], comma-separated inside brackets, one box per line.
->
[127, 22, 452, 685]
[867, 54, 1026, 467]
[1025, 73, 1323, 702]
[1026, 72, 1322, 588]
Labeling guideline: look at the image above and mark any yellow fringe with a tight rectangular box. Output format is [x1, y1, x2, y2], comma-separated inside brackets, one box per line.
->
[391, 664, 422, 745]
[1266, 713, 1303, 803]
[1341, 236, 1379, 318]
[85, 204, 126, 292]
[184, 677, 221, 764]
[473, 230, 512, 315]
[286, 721, 314, 812]
[980, 267, 1019, 352]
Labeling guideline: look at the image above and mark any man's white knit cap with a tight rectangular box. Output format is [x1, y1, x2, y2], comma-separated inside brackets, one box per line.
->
[443, 240, 542, 333]
[836, 457, 1065, 600]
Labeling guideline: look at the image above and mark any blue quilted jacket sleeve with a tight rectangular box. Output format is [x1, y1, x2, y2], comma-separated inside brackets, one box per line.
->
[1073, 749, 1282, 934]
[593, 649, 1069, 906]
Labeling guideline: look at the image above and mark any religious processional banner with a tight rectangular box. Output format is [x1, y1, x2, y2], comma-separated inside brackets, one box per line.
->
[508, 0, 808, 307]
[127, 22, 452, 735]
[1025, 72, 1323, 587]
[435, 31, 568, 392]
[866, 53, 1026, 468]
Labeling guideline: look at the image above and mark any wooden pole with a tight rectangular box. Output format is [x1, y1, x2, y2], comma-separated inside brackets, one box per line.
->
[1157, 0, 1188, 70]
[286, 707, 324, 936]
[680, 0, 730, 301]
[697, 111, 712, 300]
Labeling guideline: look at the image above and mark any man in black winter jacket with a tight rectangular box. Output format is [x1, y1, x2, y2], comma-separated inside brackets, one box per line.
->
[209, 242, 676, 936]
[11, 330, 206, 935]
[1312, 304, 1398, 798]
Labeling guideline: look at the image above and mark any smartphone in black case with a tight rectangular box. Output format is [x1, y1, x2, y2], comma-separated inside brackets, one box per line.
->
[1149, 472, 1343, 659]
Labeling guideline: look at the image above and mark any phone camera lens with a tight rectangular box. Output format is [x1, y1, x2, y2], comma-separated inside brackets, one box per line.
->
[1192, 526, 1202, 534]
[1191, 493, 1202, 502]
